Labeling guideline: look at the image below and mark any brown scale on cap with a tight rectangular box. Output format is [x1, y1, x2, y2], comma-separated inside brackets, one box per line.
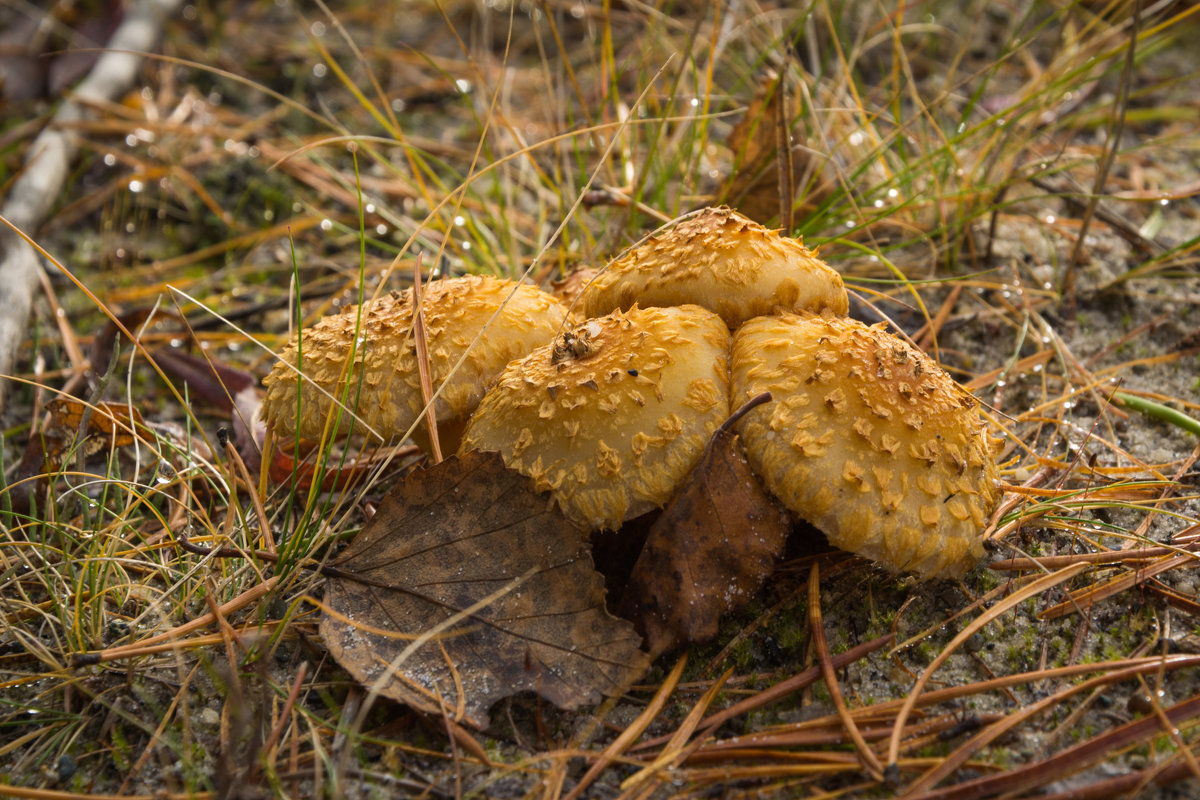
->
[731, 314, 1000, 578]
[262, 275, 570, 451]
[459, 305, 731, 531]
[581, 206, 848, 329]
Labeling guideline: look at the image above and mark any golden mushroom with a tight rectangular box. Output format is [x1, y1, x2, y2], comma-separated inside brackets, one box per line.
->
[262, 275, 570, 453]
[581, 206, 848, 328]
[730, 313, 1000, 578]
[459, 304, 731, 531]
[265, 206, 1002, 579]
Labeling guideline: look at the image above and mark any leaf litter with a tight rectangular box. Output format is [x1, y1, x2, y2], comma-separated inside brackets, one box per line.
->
[622, 392, 791, 657]
[319, 449, 649, 728]
[2, 0, 1200, 796]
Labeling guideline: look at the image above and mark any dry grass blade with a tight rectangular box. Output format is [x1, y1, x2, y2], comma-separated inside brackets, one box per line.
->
[563, 655, 688, 800]
[0, 788, 213, 800]
[808, 561, 884, 782]
[885, 564, 1090, 776]
[1063, 0, 1142, 302]
[908, 693, 1200, 800]
[410, 255, 442, 463]
[902, 656, 1200, 795]
[631, 635, 895, 756]
[1039, 536, 1200, 620]
[2, 0, 1198, 795]
[72, 576, 281, 666]
[618, 667, 734, 796]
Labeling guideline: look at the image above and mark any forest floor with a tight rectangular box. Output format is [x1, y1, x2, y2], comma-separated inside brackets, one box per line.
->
[1, 1, 1199, 798]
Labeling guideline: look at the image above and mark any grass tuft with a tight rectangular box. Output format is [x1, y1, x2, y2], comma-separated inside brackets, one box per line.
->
[1, 0, 1198, 796]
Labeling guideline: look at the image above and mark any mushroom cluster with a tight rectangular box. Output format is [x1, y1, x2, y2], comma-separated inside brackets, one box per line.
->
[263, 207, 1000, 578]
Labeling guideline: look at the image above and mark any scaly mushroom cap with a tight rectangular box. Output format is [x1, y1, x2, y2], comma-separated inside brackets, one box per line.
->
[262, 275, 570, 447]
[731, 314, 1000, 578]
[581, 206, 848, 329]
[459, 305, 732, 531]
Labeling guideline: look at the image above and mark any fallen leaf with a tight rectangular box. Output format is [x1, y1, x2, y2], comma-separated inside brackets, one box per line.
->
[43, 397, 145, 464]
[319, 450, 649, 728]
[723, 72, 842, 227]
[6, 398, 149, 515]
[724, 73, 803, 226]
[265, 436, 415, 492]
[622, 393, 791, 657]
[152, 347, 265, 475]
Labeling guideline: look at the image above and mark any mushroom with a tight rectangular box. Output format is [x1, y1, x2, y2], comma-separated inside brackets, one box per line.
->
[730, 313, 1000, 578]
[458, 304, 731, 531]
[265, 207, 1002, 579]
[581, 206, 848, 329]
[262, 275, 570, 453]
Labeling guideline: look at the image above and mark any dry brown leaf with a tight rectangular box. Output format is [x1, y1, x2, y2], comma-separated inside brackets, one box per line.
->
[621, 394, 790, 657]
[152, 347, 265, 476]
[43, 398, 145, 463]
[319, 450, 650, 728]
[724, 73, 812, 226]
[7, 397, 148, 515]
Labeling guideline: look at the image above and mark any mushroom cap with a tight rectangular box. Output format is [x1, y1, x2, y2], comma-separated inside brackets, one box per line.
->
[731, 314, 1000, 578]
[459, 304, 732, 531]
[262, 275, 570, 445]
[581, 206, 848, 329]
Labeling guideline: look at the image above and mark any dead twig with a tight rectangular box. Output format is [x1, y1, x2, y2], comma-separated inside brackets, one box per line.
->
[0, 0, 183, 410]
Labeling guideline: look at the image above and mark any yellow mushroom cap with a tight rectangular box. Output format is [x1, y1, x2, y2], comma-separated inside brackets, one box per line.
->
[731, 314, 1000, 578]
[262, 275, 570, 446]
[459, 305, 732, 531]
[581, 206, 848, 329]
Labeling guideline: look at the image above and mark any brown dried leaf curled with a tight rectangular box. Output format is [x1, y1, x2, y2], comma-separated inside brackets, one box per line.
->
[319, 450, 649, 728]
[622, 394, 791, 657]
[44, 398, 145, 463]
[724, 73, 809, 225]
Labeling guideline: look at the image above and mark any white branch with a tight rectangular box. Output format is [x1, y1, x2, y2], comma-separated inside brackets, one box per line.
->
[0, 0, 182, 411]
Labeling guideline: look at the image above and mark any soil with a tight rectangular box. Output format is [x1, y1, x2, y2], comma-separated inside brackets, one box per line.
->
[2, 0, 1199, 797]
